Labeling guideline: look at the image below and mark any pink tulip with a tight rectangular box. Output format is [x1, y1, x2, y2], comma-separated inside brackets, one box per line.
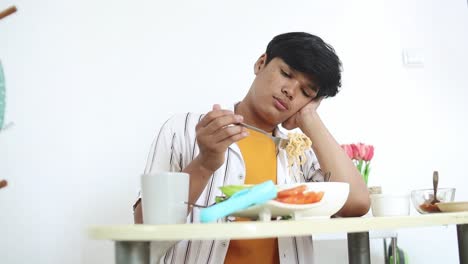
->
[351, 143, 365, 160]
[341, 144, 354, 159]
[363, 145, 374, 161]
[350, 144, 358, 159]
[343, 143, 375, 161]
[358, 143, 367, 160]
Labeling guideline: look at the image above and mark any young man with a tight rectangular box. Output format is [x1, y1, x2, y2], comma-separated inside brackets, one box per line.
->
[134, 32, 370, 264]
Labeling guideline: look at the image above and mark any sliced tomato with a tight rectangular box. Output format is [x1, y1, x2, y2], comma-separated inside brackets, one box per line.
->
[316, 191, 324, 201]
[275, 191, 324, 204]
[302, 191, 324, 204]
[275, 195, 305, 204]
[277, 185, 307, 198]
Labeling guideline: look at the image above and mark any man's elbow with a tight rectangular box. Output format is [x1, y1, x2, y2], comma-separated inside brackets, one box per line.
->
[339, 196, 371, 217]
[353, 196, 371, 216]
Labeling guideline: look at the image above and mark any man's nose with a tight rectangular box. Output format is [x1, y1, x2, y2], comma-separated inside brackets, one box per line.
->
[282, 80, 301, 100]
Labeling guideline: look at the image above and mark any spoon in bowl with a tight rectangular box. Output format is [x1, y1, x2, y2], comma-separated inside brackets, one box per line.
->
[430, 171, 440, 205]
[0, 179, 7, 189]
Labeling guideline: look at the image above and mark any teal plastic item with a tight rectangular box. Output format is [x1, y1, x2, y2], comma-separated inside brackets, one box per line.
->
[0, 61, 5, 129]
[200, 180, 277, 223]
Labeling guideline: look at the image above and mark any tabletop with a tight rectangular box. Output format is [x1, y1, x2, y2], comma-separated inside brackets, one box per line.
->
[89, 212, 468, 241]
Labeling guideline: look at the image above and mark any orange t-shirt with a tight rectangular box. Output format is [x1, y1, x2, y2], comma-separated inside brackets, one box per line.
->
[224, 129, 279, 264]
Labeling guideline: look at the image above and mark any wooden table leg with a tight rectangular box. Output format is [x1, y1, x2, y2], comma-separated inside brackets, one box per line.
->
[115, 241, 150, 264]
[458, 224, 468, 264]
[347, 232, 371, 264]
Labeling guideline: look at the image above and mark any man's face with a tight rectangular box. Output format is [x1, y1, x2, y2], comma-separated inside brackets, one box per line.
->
[247, 54, 319, 125]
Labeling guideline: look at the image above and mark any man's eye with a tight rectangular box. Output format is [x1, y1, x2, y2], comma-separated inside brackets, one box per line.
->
[301, 89, 313, 98]
[280, 70, 291, 78]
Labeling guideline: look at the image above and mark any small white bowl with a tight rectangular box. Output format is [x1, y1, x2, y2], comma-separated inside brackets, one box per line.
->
[370, 193, 410, 217]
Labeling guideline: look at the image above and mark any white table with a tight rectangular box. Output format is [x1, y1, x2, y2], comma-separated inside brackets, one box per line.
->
[88, 212, 468, 264]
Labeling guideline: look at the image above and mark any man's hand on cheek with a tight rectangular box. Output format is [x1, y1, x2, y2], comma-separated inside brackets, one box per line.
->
[281, 114, 298, 130]
[281, 97, 323, 130]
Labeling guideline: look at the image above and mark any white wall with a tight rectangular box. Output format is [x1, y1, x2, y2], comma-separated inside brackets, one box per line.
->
[0, 0, 467, 263]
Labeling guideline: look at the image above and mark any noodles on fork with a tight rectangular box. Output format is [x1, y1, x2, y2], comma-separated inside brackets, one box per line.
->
[285, 132, 312, 169]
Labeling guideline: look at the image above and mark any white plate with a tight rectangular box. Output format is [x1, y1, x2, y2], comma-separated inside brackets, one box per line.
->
[437, 201, 468, 212]
[230, 182, 350, 221]
[231, 199, 326, 221]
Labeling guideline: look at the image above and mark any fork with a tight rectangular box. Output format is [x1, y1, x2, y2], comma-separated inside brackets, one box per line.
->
[238, 122, 289, 149]
[185, 201, 216, 208]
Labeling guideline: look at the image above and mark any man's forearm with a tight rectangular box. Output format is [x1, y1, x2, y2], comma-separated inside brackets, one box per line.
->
[183, 156, 215, 204]
[301, 114, 370, 216]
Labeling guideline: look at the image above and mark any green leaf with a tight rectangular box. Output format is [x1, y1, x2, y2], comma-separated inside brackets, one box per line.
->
[215, 196, 227, 204]
[219, 185, 251, 197]
[357, 160, 364, 175]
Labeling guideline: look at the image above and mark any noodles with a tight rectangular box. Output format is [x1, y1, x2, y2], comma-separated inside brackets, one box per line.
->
[285, 132, 312, 168]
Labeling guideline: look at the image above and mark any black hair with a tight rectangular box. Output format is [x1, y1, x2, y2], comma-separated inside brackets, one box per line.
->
[265, 32, 342, 98]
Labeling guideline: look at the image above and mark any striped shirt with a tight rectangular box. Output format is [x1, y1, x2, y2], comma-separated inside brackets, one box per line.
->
[142, 104, 324, 264]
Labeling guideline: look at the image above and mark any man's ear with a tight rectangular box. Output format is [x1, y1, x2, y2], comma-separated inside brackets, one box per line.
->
[254, 54, 267, 75]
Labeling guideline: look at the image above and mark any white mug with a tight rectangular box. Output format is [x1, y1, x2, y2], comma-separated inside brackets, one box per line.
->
[141, 172, 189, 224]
